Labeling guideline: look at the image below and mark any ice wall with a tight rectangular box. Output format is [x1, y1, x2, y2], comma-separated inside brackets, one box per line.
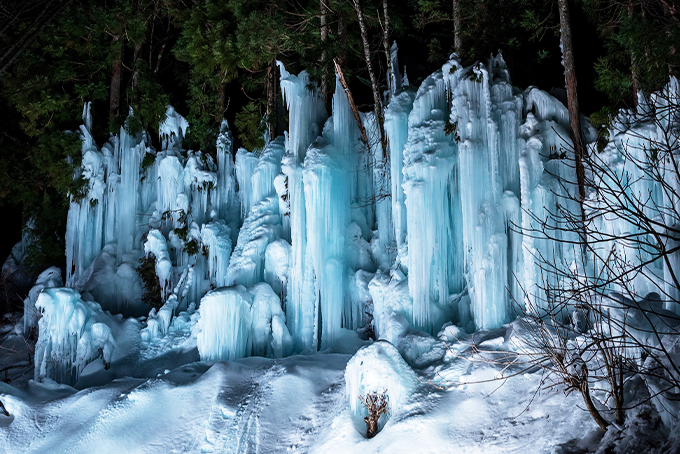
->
[519, 93, 581, 312]
[65, 105, 240, 321]
[61, 52, 679, 367]
[66, 103, 107, 286]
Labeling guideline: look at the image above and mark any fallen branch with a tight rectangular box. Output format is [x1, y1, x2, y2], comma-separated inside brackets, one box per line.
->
[333, 58, 370, 147]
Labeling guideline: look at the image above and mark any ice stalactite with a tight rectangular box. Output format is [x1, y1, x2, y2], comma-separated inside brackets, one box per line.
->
[235, 148, 259, 220]
[215, 120, 236, 223]
[304, 138, 350, 348]
[116, 112, 146, 260]
[279, 62, 327, 352]
[183, 150, 217, 227]
[144, 229, 173, 301]
[366, 110, 393, 271]
[228, 136, 286, 288]
[384, 89, 416, 253]
[264, 239, 291, 303]
[402, 67, 463, 334]
[201, 220, 231, 288]
[227, 196, 282, 288]
[235, 136, 286, 221]
[66, 103, 107, 286]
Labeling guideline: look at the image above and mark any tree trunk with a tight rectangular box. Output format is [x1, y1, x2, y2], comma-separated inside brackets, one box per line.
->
[580, 381, 609, 431]
[334, 58, 370, 146]
[353, 0, 387, 158]
[365, 415, 379, 438]
[337, 11, 348, 68]
[109, 34, 123, 121]
[381, 0, 394, 98]
[320, 0, 330, 111]
[218, 82, 227, 122]
[557, 0, 587, 248]
[266, 58, 278, 142]
[453, 0, 462, 52]
[130, 42, 143, 108]
[628, 3, 639, 107]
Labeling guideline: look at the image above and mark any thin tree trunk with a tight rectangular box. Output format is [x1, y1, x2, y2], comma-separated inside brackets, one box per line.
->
[109, 34, 123, 121]
[557, 0, 588, 249]
[337, 11, 348, 67]
[381, 0, 394, 97]
[334, 58, 370, 147]
[320, 0, 330, 111]
[628, 3, 639, 107]
[218, 82, 227, 121]
[352, 0, 387, 158]
[154, 43, 166, 74]
[130, 42, 143, 108]
[453, 0, 462, 52]
[267, 58, 278, 141]
[580, 381, 609, 431]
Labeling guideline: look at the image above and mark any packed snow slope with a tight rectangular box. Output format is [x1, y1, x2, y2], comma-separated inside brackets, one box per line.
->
[2, 315, 608, 454]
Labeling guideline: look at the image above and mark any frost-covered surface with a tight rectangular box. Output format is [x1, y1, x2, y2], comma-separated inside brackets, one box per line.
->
[4, 316, 663, 454]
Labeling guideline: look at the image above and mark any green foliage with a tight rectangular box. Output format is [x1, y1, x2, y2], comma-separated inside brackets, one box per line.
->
[184, 239, 200, 256]
[583, 0, 680, 107]
[137, 253, 163, 310]
[590, 108, 614, 153]
[234, 102, 266, 151]
[141, 153, 156, 172]
[444, 119, 460, 143]
[173, 225, 189, 241]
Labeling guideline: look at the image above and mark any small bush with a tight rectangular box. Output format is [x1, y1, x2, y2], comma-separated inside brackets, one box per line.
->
[137, 253, 163, 310]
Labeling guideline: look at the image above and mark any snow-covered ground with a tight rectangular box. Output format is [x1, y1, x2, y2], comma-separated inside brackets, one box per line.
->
[1, 312, 612, 454]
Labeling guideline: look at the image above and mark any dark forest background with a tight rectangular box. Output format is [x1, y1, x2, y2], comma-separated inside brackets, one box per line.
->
[0, 0, 677, 280]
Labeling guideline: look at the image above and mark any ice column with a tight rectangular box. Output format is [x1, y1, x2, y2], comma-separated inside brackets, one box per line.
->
[279, 62, 327, 351]
[116, 112, 145, 260]
[402, 67, 463, 333]
[446, 55, 523, 329]
[304, 138, 350, 348]
[201, 220, 231, 288]
[519, 90, 582, 312]
[384, 89, 416, 250]
[215, 120, 236, 221]
[66, 103, 107, 285]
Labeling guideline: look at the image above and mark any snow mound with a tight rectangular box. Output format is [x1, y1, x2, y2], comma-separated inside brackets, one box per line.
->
[345, 341, 418, 434]
[34, 288, 116, 386]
